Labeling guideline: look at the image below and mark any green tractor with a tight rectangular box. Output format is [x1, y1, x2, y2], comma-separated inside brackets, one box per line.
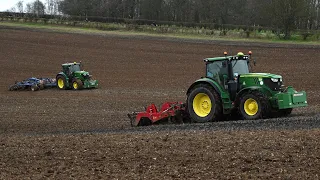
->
[186, 52, 307, 122]
[56, 62, 98, 90]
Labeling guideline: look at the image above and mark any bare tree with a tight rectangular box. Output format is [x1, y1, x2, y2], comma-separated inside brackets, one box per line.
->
[25, 0, 46, 17]
[45, 0, 60, 15]
[26, 3, 32, 14]
[10, 7, 16, 13]
[16, 1, 24, 14]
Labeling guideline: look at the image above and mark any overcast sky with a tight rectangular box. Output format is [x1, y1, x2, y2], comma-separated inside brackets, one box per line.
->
[0, 0, 46, 12]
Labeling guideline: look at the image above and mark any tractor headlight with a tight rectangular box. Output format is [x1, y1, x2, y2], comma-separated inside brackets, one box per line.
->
[271, 78, 279, 83]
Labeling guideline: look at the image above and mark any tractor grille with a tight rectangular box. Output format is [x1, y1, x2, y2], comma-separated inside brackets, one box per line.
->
[253, 77, 260, 85]
[263, 78, 282, 91]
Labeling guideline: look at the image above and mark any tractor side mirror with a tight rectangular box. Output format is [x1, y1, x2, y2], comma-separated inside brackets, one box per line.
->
[248, 51, 256, 66]
[80, 61, 83, 69]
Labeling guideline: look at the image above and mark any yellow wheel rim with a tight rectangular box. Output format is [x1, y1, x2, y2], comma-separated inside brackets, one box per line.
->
[244, 98, 259, 116]
[193, 93, 212, 117]
[73, 82, 78, 89]
[58, 78, 64, 89]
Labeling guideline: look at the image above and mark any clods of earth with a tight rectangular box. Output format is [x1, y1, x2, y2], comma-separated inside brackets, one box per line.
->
[0, 26, 319, 179]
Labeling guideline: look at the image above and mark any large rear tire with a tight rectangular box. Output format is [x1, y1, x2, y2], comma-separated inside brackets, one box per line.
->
[186, 84, 223, 123]
[56, 75, 67, 90]
[239, 91, 270, 120]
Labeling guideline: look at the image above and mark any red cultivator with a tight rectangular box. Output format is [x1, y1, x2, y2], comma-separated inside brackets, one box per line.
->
[127, 102, 190, 126]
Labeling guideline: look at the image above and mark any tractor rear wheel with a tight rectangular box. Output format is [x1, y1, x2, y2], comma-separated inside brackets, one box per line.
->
[56, 75, 67, 90]
[72, 79, 83, 90]
[239, 91, 270, 120]
[187, 84, 223, 123]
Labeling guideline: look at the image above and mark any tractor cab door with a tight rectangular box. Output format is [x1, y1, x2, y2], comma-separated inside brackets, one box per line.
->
[63, 66, 73, 80]
[206, 61, 229, 90]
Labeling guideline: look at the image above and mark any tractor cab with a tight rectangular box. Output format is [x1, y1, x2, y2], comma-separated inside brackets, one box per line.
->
[62, 62, 82, 77]
[205, 52, 251, 86]
[205, 52, 253, 100]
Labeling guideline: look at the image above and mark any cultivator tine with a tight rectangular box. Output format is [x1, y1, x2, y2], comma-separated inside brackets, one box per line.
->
[127, 112, 137, 127]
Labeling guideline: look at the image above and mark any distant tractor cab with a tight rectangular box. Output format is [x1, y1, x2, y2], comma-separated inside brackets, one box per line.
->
[186, 51, 308, 122]
[56, 62, 98, 90]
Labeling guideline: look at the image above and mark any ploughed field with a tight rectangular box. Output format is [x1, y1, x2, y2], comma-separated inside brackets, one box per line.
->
[0, 26, 320, 179]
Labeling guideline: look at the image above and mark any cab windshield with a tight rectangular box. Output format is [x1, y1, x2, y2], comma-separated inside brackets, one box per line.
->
[70, 64, 81, 72]
[232, 60, 249, 75]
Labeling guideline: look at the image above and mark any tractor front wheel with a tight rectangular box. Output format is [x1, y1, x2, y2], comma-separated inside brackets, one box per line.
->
[187, 84, 223, 123]
[239, 91, 270, 120]
[56, 75, 67, 90]
[72, 79, 83, 90]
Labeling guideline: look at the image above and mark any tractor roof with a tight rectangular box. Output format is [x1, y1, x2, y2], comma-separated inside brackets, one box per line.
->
[204, 56, 231, 62]
[204, 55, 249, 62]
[62, 62, 80, 66]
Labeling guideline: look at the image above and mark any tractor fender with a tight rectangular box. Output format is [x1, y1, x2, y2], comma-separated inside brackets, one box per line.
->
[187, 77, 223, 96]
[56, 72, 70, 87]
[186, 77, 232, 112]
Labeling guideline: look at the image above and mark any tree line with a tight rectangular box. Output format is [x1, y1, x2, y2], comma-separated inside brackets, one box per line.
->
[5, 0, 320, 39]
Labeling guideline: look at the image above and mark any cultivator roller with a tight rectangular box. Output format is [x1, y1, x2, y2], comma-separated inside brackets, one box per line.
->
[127, 102, 190, 126]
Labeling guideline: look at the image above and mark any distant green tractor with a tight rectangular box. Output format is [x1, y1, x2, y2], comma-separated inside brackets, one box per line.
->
[186, 52, 307, 122]
[56, 62, 98, 90]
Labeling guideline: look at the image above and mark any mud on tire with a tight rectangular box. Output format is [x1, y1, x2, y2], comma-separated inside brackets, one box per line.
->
[239, 91, 271, 120]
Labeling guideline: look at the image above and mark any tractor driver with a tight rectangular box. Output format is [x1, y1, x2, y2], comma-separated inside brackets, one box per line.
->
[66, 66, 73, 79]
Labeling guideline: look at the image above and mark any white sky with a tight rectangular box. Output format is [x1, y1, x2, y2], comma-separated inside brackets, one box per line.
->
[0, 0, 46, 12]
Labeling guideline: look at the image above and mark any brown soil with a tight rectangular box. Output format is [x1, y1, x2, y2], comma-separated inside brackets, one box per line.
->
[0, 26, 320, 179]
